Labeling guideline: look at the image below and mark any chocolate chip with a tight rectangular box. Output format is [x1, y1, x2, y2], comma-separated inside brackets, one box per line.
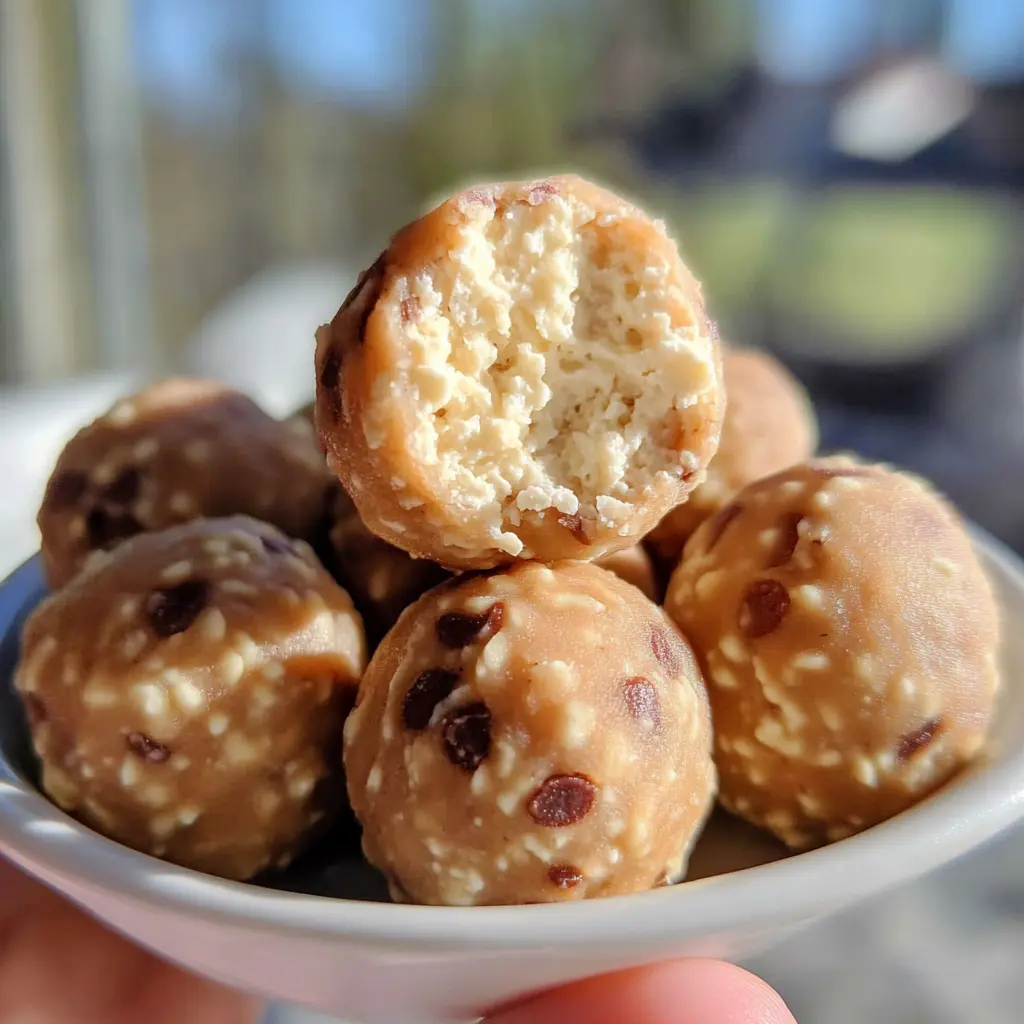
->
[319, 348, 341, 392]
[22, 694, 47, 728]
[528, 774, 598, 827]
[260, 534, 295, 556]
[435, 603, 505, 648]
[548, 864, 583, 889]
[145, 579, 209, 638]
[126, 732, 171, 763]
[86, 507, 142, 549]
[402, 668, 459, 730]
[348, 254, 387, 339]
[48, 470, 89, 509]
[705, 502, 742, 551]
[103, 466, 141, 505]
[441, 702, 492, 772]
[738, 579, 790, 638]
[767, 512, 804, 568]
[651, 626, 685, 676]
[896, 718, 943, 762]
[400, 295, 419, 324]
[557, 513, 591, 545]
[623, 677, 660, 729]
[318, 340, 344, 422]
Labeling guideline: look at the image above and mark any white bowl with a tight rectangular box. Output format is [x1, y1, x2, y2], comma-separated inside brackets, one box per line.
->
[3, 531, 1024, 1024]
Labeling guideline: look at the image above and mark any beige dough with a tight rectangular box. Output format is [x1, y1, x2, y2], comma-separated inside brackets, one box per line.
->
[315, 174, 724, 569]
[16, 516, 366, 881]
[665, 457, 999, 849]
[345, 560, 716, 905]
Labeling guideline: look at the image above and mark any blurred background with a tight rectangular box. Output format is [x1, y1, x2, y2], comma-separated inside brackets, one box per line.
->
[2, 1, 1023, 1021]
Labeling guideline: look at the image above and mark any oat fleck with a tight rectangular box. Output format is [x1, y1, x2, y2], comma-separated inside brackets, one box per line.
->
[208, 713, 229, 736]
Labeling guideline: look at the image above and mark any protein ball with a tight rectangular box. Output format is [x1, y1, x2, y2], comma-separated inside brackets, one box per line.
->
[664, 457, 1000, 849]
[596, 545, 657, 601]
[38, 379, 334, 588]
[326, 483, 449, 645]
[15, 516, 367, 881]
[344, 560, 716, 906]
[315, 174, 725, 570]
[647, 348, 817, 567]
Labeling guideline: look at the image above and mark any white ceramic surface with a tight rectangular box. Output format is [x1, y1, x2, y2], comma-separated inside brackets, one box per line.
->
[2, 531, 1024, 1024]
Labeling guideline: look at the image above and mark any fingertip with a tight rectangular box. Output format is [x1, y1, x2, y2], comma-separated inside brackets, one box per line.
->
[484, 958, 797, 1024]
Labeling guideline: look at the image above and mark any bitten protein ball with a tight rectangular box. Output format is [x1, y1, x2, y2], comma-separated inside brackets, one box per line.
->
[39, 379, 334, 588]
[15, 516, 367, 881]
[665, 457, 1000, 849]
[345, 561, 716, 906]
[315, 175, 725, 570]
[647, 348, 817, 567]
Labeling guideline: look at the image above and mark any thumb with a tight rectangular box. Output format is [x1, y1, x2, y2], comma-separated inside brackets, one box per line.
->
[483, 959, 797, 1024]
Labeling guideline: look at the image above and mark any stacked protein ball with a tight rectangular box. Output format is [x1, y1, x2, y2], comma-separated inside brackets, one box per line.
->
[14, 174, 1001, 907]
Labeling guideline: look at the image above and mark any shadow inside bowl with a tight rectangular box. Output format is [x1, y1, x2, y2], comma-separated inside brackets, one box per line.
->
[0, 556, 797, 902]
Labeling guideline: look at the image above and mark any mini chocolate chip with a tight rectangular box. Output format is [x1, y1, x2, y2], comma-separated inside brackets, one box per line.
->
[48, 470, 89, 508]
[126, 731, 171, 763]
[337, 255, 381, 318]
[351, 255, 387, 338]
[623, 677, 660, 729]
[705, 502, 742, 551]
[402, 669, 459, 730]
[557, 513, 591, 545]
[441, 702, 492, 772]
[651, 626, 684, 676]
[896, 718, 944, 762]
[145, 579, 209, 638]
[767, 512, 804, 568]
[436, 603, 505, 648]
[86, 507, 142, 549]
[738, 579, 790, 638]
[103, 466, 141, 505]
[319, 348, 341, 392]
[22, 694, 47, 728]
[260, 534, 295, 556]
[548, 864, 583, 889]
[528, 774, 598, 827]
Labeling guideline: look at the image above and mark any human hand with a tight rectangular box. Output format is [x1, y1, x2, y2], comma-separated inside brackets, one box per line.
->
[0, 855, 259, 1024]
[483, 958, 797, 1023]
[1, 855, 795, 1023]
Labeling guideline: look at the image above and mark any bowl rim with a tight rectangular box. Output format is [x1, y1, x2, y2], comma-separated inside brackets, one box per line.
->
[3, 528, 1024, 953]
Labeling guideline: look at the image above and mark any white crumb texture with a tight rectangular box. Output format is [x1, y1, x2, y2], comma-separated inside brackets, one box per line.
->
[369, 192, 715, 549]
